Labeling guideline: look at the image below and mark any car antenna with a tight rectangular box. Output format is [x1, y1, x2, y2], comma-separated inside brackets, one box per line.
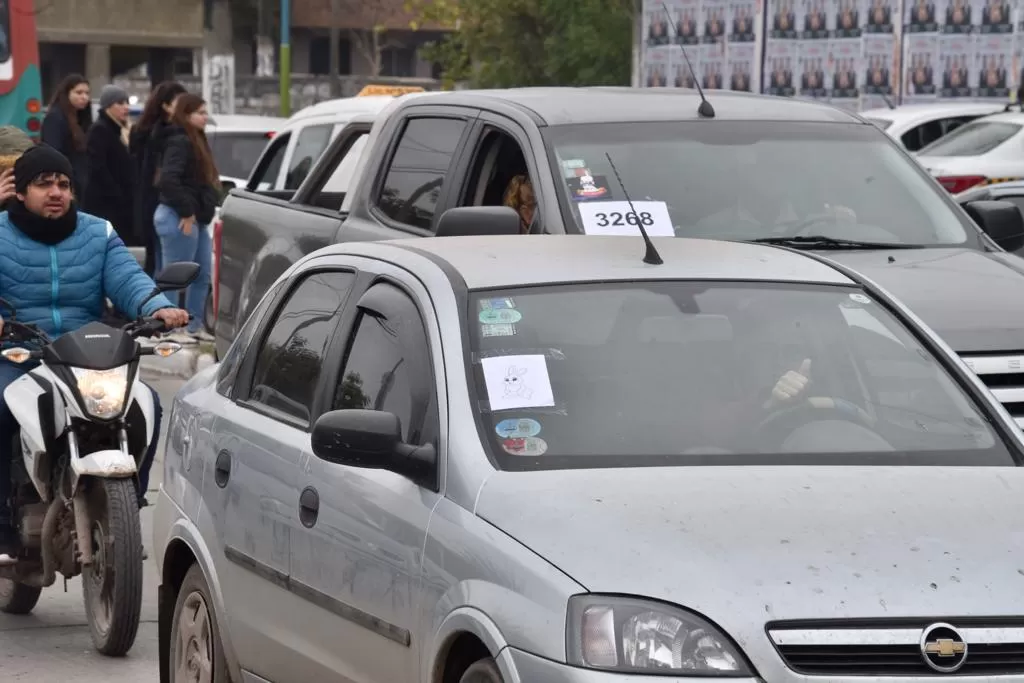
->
[605, 152, 664, 265]
[662, 1, 715, 118]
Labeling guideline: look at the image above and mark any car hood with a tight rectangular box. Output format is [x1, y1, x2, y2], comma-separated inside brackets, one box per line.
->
[824, 248, 1024, 353]
[477, 465, 1024, 625]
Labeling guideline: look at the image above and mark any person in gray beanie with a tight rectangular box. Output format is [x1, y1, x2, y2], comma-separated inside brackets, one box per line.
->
[82, 84, 138, 245]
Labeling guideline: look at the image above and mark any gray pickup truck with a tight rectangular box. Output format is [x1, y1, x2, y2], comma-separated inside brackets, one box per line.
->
[214, 86, 1024, 427]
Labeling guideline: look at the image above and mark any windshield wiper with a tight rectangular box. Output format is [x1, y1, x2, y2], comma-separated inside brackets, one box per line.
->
[750, 235, 922, 250]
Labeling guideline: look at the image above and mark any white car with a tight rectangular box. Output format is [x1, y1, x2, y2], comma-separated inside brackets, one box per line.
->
[859, 102, 1006, 152]
[205, 114, 287, 191]
[914, 109, 1024, 194]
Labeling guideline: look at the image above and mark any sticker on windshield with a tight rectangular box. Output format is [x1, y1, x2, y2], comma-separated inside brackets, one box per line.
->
[481, 354, 556, 411]
[480, 297, 516, 310]
[496, 418, 542, 439]
[567, 168, 612, 201]
[501, 436, 548, 456]
[561, 158, 587, 172]
[848, 293, 871, 304]
[479, 308, 522, 325]
[481, 323, 516, 338]
[577, 200, 675, 237]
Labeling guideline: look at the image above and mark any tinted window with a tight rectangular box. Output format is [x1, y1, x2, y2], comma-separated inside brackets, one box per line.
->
[217, 280, 286, 397]
[377, 117, 467, 230]
[286, 124, 334, 190]
[334, 284, 438, 448]
[918, 120, 1022, 157]
[901, 120, 944, 151]
[468, 283, 1008, 470]
[322, 133, 368, 194]
[0, 0, 10, 63]
[209, 131, 273, 180]
[545, 121, 976, 247]
[249, 272, 355, 422]
[250, 133, 290, 190]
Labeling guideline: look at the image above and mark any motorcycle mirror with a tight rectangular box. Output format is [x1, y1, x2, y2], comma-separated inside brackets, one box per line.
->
[152, 341, 181, 357]
[154, 262, 201, 292]
[2, 347, 32, 364]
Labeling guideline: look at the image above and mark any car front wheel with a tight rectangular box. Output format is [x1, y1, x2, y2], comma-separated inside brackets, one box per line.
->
[170, 564, 230, 683]
[460, 658, 504, 683]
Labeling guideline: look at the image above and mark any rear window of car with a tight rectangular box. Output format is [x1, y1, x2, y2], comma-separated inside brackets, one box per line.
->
[918, 120, 1022, 157]
[467, 281, 1010, 470]
[207, 131, 274, 180]
[865, 117, 894, 130]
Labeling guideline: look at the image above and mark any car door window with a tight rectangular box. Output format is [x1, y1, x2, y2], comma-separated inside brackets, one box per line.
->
[247, 271, 356, 424]
[901, 120, 944, 151]
[333, 283, 439, 455]
[322, 133, 368, 194]
[285, 124, 334, 190]
[217, 280, 286, 397]
[376, 117, 468, 231]
[248, 132, 290, 191]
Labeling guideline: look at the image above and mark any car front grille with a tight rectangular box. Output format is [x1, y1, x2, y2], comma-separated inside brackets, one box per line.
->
[959, 354, 1024, 429]
[769, 622, 1024, 676]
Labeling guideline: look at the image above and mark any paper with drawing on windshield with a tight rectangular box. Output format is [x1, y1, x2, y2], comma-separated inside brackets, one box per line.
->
[577, 200, 676, 237]
[481, 354, 556, 411]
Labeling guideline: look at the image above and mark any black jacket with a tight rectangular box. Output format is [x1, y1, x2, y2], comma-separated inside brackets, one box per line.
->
[155, 125, 219, 225]
[40, 106, 91, 195]
[82, 112, 138, 245]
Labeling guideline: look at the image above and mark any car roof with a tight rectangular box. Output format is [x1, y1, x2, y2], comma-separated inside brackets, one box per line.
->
[327, 236, 855, 289]
[287, 95, 401, 123]
[859, 102, 1005, 123]
[206, 114, 286, 131]
[397, 87, 864, 126]
[960, 111, 1024, 125]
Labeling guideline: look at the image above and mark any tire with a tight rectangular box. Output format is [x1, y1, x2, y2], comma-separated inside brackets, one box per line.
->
[0, 578, 42, 615]
[82, 478, 143, 656]
[460, 658, 504, 683]
[169, 564, 230, 683]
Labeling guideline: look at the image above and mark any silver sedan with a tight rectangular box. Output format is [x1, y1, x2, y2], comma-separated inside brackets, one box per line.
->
[154, 235, 1024, 683]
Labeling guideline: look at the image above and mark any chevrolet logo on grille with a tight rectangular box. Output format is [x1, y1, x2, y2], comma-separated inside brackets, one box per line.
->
[920, 623, 968, 673]
[924, 639, 965, 657]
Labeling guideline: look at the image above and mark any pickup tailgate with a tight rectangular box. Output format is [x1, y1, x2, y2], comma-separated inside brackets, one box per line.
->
[214, 189, 342, 356]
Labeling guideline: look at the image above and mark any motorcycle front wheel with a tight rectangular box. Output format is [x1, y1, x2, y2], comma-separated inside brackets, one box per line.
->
[82, 478, 143, 656]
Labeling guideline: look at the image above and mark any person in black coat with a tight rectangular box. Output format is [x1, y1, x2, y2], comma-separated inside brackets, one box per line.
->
[129, 80, 187, 275]
[82, 85, 138, 245]
[41, 74, 93, 197]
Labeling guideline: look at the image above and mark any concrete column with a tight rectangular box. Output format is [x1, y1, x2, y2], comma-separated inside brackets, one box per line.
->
[85, 43, 111, 85]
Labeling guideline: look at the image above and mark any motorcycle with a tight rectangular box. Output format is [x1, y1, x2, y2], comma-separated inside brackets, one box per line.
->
[0, 261, 198, 657]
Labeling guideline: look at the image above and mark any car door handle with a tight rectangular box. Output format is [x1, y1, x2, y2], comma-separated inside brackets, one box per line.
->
[299, 486, 319, 528]
[214, 450, 232, 488]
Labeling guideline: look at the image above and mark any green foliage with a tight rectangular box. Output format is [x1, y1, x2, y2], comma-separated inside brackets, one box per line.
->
[406, 0, 636, 89]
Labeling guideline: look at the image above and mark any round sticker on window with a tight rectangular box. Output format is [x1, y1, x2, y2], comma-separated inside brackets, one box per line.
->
[501, 436, 548, 456]
[849, 293, 871, 304]
[480, 308, 522, 325]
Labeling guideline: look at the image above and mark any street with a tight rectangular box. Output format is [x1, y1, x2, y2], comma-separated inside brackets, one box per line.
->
[0, 373, 185, 682]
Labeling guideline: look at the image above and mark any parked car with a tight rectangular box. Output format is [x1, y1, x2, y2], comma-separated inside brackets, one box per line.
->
[954, 178, 1024, 214]
[859, 102, 1005, 152]
[205, 114, 287, 192]
[914, 109, 1024, 193]
[155, 233, 1024, 683]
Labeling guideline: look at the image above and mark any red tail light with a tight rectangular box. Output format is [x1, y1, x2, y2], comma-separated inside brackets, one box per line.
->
[212, 218, 223, 321]
[265, 131, 275, 139]
[26, 99, 40, 114]
[937, 175, 987, 194]
[26, 117, 40, 132]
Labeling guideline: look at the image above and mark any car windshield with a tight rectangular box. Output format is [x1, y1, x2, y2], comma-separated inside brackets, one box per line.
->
[468, 282, 1010, 471]
[918, 120, 1022, 157]
[0, 0, 10, 64]
[207, 131, 272, 180]
[865, 117, 894, 130]
[543, 121, 977, 247]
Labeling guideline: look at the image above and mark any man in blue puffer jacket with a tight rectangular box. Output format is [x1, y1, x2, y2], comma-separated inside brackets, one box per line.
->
[0, 145, 188, 564]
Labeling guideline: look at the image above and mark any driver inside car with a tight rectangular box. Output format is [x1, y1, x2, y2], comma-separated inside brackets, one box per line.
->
[0, 145, 189, 565]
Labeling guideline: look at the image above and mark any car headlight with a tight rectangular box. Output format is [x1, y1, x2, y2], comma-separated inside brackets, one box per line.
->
[567, 595, 752, 676]
[71, 365, 129, 419]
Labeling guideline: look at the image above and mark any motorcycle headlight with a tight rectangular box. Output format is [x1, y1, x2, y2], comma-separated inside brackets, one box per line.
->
[71, 365, 129, 419]
[567, 595, 752, 676]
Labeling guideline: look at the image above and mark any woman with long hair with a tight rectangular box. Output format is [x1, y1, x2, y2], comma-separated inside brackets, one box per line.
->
[154, 93, 219, 341]
[130, 80, 187, 274]
[41, 74, 93, 195]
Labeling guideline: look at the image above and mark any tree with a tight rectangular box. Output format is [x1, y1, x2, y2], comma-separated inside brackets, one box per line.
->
[406, 0, 636, 89]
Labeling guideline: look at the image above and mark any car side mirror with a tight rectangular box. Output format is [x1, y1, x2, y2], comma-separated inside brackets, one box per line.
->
[963, 199, 1024, 252]
[436, 206, 522, 237]
[311, 409, 435, 481]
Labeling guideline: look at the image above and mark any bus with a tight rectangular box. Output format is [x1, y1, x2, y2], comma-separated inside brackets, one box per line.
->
[0, 0, 42, 137]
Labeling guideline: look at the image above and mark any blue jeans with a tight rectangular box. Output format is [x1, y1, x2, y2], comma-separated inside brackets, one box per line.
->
[0, 362, 162, 513]
[154, 204, 211, 334]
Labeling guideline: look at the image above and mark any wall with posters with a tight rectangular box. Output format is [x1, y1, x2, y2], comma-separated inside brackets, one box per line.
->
[638, 0, 1022, 109]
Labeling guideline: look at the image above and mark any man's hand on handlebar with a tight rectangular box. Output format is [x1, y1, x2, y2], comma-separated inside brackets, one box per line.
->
[152, 307, 190, 331]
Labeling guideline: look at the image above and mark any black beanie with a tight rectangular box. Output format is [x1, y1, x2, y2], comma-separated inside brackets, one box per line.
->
[14, 144, 74, 193]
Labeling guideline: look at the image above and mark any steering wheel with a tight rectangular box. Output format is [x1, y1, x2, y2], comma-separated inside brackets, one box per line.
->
[756, 397, 877, 451]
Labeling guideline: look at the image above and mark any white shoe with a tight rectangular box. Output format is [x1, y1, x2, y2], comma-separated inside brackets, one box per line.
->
[0, 552, 16, 566]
